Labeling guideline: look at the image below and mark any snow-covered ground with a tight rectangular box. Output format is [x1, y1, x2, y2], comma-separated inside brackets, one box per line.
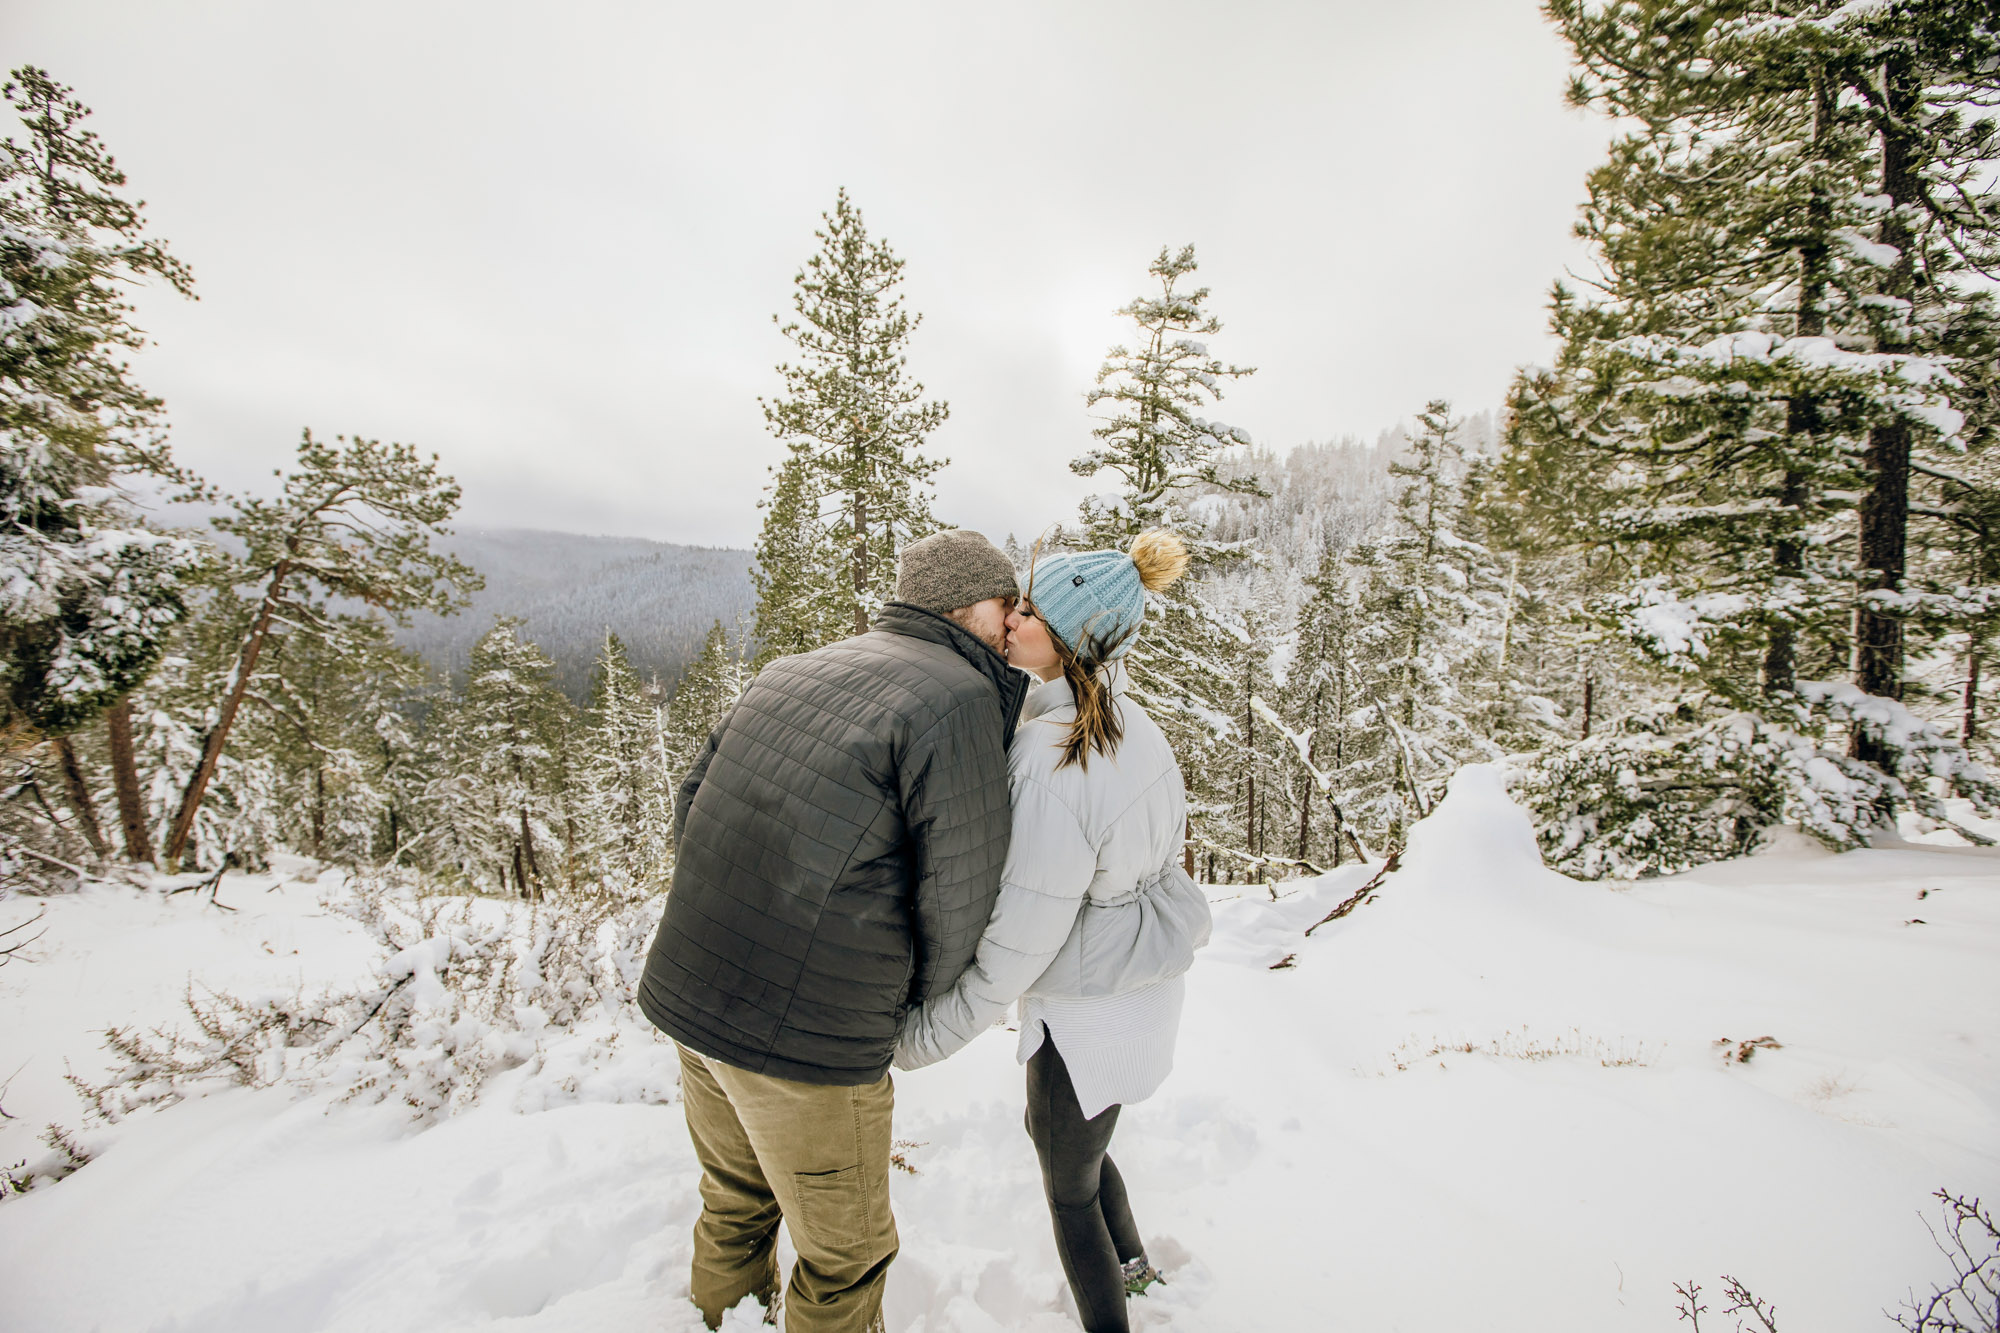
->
[2, 767, 1995, 1331]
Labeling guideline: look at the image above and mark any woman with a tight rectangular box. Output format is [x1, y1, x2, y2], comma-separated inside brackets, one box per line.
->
[895, 529, 1212, 1333]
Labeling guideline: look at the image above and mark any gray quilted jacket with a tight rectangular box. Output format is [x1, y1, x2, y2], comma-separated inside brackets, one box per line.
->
[894, 672, 1211, 1070]
[638, 602, 1027, 1086]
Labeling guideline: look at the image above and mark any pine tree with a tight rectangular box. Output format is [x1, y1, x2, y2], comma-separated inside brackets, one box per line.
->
[1346, 402, 1508, 844]
[665, 620, 747, 792]
[1073, 244, 1259, 547]
[370, 679, 425, 869]
[1923, 437, 2000, 761]
[255, 615, 424, 864]
[748, 454, 839, 665]
[576, 631, 673, 897]
[159, 431, 479, 869]
[1498, 1, 2000, 873]
[1276, 541, 1369, 866]
[1456, 451, 1566, 752]
[1068, 245, 1265, 874]
[1215, 596, 1288, 881]
[1475, 421, 1631, 747]
[407, 688, 487, 888]
[1516, 12, 1866, 703]
[752, 189, 947, 663]
[1839, 2, 2000, 761]
[455, 618, 572, 899]
[125, 649, 281, 872]
[0, 67, 203, 752]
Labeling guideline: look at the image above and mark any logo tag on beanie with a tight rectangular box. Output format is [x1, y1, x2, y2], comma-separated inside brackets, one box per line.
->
[1073, 575, 1086, 586]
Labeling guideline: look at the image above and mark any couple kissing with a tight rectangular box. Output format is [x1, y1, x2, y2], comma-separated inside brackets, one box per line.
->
[640, 527, 1212, 1333]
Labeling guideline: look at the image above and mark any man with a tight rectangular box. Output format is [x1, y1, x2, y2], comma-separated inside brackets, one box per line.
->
[639, 528, 1027, 1333]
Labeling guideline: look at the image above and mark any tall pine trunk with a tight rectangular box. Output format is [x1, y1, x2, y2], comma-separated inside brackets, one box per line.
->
[520, 806, 542, 900]
[1765, 72, 1832, 699]
[105, 697, 152, 863]
[311, 765, 327, 858]
[53, 735, 109, 859]
[852, 443, 870, 635]
[1243, 660, 1257, 855]
[1295, 682, 1323, 861]
[163, 559, 294, 869]
[1963, 647, 1981, 746]
[1853, 52, 1920, 767]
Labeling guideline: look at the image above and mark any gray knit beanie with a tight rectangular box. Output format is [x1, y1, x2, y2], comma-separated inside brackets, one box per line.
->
[895, 529, 1020, 615]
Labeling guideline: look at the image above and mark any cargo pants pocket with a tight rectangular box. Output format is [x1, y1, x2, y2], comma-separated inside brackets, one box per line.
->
[791, 1164, 871, 1253]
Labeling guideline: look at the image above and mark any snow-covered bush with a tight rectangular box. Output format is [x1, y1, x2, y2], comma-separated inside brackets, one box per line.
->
[1512, 690, 2000, 880]
[1, 1123, 92, 1199]
[78, 876, 671, 1125]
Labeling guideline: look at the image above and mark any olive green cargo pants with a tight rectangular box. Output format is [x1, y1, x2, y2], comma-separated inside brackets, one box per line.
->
[676, 1044, 897, 1333]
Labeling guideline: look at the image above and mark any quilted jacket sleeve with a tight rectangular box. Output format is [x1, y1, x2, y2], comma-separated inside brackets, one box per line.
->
[893, 774, 1095, 1070]
[672, 721, 724, 846]
[900, 692, 1014, 1007]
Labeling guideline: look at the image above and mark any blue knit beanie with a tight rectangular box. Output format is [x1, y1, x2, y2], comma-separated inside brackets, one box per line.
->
[1026, 531, 1189, 662]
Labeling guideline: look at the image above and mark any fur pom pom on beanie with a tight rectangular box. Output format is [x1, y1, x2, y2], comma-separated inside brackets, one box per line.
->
[1027, 530, 1188, 660]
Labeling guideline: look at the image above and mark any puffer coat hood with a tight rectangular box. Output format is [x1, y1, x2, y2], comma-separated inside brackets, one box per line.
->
[639, 602, 1028, 1086]
[894, 670, 1211, 1070]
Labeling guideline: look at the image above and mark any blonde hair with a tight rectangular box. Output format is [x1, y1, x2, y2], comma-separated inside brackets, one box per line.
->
[1051, 631, 1122, 772]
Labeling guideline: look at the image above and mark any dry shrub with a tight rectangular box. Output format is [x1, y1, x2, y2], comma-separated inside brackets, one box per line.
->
[75, 875, 667, 1126]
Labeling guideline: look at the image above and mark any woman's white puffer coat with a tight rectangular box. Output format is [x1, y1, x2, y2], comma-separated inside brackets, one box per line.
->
[894, 672, 1211, 1070]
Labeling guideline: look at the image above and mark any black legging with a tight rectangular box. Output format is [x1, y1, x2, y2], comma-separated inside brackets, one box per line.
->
[1025, 1034, 1146, 1333]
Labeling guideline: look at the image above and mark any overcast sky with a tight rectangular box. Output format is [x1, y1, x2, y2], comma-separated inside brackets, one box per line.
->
[8, 0, 1612, 550]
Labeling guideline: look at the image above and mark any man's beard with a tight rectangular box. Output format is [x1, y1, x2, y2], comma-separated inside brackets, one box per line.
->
[947, 607, 1007, 656]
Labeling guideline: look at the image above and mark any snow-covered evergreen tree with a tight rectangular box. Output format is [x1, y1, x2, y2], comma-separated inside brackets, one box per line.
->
[255, 616, 424, 864]
[575, 631, 673, 898]
[159, 431, 478, 870]
[1073, 245, 1259, 545]
[752, 189, 947, 663]
[452, 619, 572, 899]
[0, 67, 203, 753]
[126, 652, 280, 872]
[1455, 453, 1566, 752]
[664, 620, 747, 792]
[1068, 245, 1264, 868]
[1212, 596, 1289, 882]
[1343, 402, 1510, 843]
[747, 454, 840, 666]
[1500, 1, 2000, 874]
[406, 688, 488, 888]
[1274, 541, 1369, 867]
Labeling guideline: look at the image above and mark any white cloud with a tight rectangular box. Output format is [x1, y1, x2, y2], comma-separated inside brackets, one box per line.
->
[13, 0, 1611, 547]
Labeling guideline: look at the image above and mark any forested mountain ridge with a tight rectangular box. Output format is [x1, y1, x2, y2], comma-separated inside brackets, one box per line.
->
[397, 529, 755, 700]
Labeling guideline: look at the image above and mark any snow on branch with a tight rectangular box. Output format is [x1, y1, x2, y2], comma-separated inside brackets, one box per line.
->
[75, 876, 675, 1128]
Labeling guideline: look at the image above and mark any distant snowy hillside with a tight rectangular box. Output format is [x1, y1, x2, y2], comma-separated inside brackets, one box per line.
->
[397, 529, 754, 699]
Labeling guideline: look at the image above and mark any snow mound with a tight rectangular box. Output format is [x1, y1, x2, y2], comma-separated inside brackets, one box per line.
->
[1204, 764, 1567, 972]
[1399, 762, 1548, 897]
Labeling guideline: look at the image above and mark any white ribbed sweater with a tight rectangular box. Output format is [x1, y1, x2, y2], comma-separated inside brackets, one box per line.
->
[1017, 975, 1185, 1119]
